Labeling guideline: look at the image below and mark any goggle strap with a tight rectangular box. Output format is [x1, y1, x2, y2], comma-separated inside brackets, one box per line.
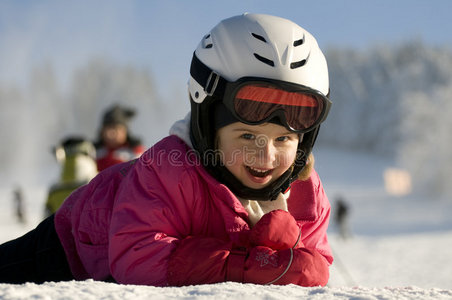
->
[190, 52, 227, 97]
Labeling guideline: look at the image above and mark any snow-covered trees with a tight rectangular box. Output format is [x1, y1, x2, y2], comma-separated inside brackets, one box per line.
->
[319, 41, 452, 198]
[68, 58, 162, 142]
[0, 58, 180, 186]
[398, 85, 452, 197]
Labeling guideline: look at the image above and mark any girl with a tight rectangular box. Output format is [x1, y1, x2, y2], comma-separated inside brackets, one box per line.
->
[0, 13, 333, 286]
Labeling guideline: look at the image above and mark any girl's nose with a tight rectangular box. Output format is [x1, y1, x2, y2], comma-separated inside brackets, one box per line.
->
[256, 138, 276, 166]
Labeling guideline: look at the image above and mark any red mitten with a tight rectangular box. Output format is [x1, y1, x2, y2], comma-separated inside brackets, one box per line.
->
[167, 236, 328, 287]
[243, 246, 329, 287]
[249, 210, 302, 250]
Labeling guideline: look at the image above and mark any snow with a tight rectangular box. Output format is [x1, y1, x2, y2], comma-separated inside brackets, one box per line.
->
[1, 148, 452, 299]
[1, 281, 451, 300]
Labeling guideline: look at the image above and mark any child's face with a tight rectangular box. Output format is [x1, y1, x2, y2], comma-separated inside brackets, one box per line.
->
[102, 124, 128, 149]
[217, 122, 300, 190]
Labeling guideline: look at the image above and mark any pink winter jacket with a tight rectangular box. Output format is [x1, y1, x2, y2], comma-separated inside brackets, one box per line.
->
[55, 135, 333, 286]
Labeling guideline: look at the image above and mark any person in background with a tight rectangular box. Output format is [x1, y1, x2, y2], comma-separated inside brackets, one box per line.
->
[12, 186, 26, 224]
[45, 137, 98, 216]
[335, 196, 351, 240]
[95, 105, 145, 171]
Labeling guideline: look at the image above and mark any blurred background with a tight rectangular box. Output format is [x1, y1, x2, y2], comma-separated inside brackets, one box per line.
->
[1, 0, 452, 288]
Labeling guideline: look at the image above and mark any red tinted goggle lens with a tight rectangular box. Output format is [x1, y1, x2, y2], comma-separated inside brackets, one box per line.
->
[233, 84, 324, 131]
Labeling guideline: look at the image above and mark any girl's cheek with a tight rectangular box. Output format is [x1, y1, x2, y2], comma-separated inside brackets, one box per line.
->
[223, 148, 243, 167]
[279, 149, 297, 167]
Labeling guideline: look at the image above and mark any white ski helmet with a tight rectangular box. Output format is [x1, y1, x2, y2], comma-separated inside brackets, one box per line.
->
[188, 13, 331, 200]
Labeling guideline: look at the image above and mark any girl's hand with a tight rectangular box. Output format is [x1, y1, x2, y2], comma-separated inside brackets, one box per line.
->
[243, 245, 329, 286]
[167, 236, 329, 287]
[249, 210, 302, 250]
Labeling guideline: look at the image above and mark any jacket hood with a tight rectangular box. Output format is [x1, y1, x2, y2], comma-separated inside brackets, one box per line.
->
[169, 112, 193, 148]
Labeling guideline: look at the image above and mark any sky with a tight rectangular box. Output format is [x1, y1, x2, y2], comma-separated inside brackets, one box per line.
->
[1, 0, 452, 98]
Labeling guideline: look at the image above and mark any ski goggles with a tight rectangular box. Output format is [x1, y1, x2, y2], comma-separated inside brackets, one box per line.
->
[221, 78, 331, 133]
[190, 53, 331, 133]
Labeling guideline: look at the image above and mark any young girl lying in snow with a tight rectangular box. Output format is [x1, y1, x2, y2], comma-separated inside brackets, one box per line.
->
[0, 13, 333, 286]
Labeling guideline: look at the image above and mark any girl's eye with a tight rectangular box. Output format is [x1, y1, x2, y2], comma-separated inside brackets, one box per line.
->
[276, 136, 289, 142]
[241, 133, 255, 140]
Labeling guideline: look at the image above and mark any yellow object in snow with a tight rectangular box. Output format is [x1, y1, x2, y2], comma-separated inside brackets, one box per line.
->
[45, 138, 98, 216]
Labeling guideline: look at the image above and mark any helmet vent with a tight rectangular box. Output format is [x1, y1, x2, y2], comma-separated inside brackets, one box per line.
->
[293, 38, 304, 47]
[203, 34, 213, 49]
[251, 33, 267, 43]
[290, 59, 306, 69]
[253, 53, 274, 67]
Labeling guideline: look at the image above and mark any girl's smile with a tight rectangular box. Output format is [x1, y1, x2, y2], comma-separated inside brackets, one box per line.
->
[245, 166, 274, 184]
[217, 122, 300, 190]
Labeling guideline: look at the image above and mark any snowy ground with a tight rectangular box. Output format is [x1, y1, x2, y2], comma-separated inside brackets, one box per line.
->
[0, 148, 451, 299]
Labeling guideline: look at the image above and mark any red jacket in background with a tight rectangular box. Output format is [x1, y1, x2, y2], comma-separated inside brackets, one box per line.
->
[95, 143, 145, 171]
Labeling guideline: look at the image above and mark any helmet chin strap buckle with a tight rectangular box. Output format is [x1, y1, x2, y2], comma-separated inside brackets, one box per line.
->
[205, 71, 220, 96]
